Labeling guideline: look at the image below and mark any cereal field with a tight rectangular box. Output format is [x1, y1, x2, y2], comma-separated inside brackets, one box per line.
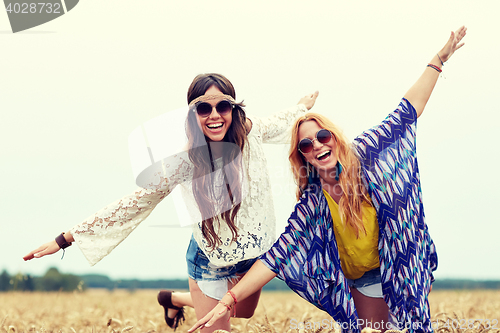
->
[1, 289, 499, 333]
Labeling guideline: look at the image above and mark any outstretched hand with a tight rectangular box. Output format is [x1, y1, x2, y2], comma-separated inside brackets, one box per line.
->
[23, 240, 60, 261]
[187, 303, 229, 332]
[438, 26, 467, 63]
[298, 91, 319, 110]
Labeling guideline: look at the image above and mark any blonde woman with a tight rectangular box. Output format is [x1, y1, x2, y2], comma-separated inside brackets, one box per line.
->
[189, 26, 466, 333]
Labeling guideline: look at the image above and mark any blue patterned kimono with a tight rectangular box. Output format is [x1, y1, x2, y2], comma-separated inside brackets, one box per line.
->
[260, 99, 437, 333]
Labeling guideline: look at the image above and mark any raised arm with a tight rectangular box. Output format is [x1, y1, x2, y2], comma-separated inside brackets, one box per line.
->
[298, 91, 319, 111]
[404, 26, 466, 118]
[187, 260, 276, 332]
[23, 154, 192, 265]
[255, 91, 319, 143]
[22, 185, 169, 264]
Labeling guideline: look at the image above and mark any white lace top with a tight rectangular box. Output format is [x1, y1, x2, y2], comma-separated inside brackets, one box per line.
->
[70, 104, 307, 267]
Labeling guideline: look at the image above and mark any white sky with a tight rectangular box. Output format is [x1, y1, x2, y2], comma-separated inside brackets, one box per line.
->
[1, 0, 499, 281]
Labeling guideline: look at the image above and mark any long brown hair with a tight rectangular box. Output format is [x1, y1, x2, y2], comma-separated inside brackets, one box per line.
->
[185, 73, 247, 250]
[289, 113, 371, 237]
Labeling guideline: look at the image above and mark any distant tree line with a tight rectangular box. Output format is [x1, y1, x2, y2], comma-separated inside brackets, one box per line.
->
[0, 268, 83, 292]
[432, 279, 500, 290]
[1, 268, 499, 292]
[79, 274, 189, 290]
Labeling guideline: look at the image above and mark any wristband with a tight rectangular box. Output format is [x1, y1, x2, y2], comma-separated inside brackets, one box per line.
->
[437, 53, 444, 66]
[227, 290, 238, 305]
[218, 300, 232, 312]
[427, 63, 442, 73]
[55, 233, 72, 249]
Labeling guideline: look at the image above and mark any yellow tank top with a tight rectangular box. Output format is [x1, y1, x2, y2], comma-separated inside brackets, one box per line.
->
[323, 189, 380, 280]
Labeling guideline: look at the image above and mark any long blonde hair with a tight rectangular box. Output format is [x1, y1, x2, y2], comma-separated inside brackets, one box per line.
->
[289, 113, 371, 237]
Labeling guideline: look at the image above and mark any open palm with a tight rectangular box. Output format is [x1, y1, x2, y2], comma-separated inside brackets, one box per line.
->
[439, 26, 467, 63]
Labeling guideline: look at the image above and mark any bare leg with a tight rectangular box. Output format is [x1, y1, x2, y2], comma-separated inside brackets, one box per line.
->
[167, 291, 194, 320]
[162, 277, 261, 325]
[228, 274, 262, 318]
[187, 273, 262, 332]
[189, 278, 231, 333]
[351, 287, 389, 332]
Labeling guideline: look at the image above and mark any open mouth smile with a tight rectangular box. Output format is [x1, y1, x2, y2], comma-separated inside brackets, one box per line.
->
[316, 150, 331, 161]
[206, 122, 224, 132]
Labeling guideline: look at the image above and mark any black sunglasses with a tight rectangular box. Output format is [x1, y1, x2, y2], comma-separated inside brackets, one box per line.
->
[194, 100, 234, 118]
[298, 129, 332, 154]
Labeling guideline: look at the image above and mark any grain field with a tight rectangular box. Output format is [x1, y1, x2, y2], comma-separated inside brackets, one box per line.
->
[1, 290, 499, 333]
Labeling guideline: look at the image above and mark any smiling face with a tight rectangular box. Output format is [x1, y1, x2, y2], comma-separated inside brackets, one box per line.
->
[196, 85, 233, 142]
[298, 120, 338, 177]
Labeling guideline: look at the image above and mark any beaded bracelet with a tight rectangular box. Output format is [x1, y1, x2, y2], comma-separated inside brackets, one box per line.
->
[427, 63, 442, 73]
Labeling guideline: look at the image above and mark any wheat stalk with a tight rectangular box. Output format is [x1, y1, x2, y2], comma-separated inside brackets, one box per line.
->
[263, 314, 277, 333]
[0, 290, 499, 333]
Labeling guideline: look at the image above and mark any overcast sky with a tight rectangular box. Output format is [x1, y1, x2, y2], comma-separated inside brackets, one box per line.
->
[1, 0, 499, 281]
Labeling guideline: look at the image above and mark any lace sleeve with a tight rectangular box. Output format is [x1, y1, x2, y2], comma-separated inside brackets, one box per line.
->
[254, 104, 307, 144]
[70, 154, 192, 266]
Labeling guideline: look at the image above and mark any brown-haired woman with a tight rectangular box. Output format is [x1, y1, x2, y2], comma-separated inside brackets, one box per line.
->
[23, 73, 318, 332]
[188, 26, 466, 333]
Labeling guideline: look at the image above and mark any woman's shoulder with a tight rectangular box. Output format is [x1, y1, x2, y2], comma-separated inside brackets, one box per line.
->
[296, 181, 324, 211]
[245, 118, 253, 134]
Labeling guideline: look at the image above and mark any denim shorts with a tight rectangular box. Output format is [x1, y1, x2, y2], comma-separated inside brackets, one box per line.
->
[186, 236, 257, 299]
[346, 268, 383, 298]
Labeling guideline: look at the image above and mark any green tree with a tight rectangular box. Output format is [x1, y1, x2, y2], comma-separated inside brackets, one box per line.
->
[0, 270, 11, 291]
[40, 267, 82, 291]
[15, 273, 36, 291]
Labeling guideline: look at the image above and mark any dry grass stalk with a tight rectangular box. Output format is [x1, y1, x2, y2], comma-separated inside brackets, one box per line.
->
[263, 314, 277, 333]
[107, 318, 123, 326]
[0, 290, 499, 333]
